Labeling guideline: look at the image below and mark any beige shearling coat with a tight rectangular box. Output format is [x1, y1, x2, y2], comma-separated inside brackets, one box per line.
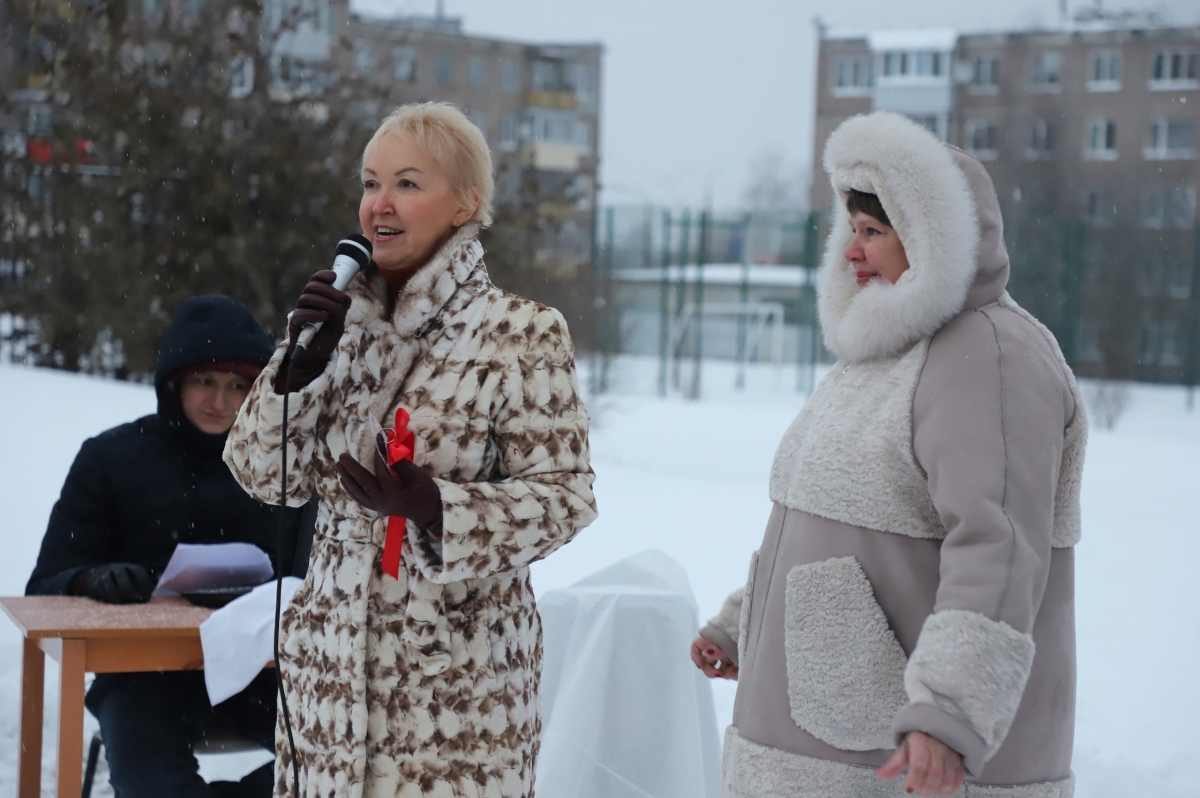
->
[225, 224, 597, 797]
[703, 113, 1087, 798]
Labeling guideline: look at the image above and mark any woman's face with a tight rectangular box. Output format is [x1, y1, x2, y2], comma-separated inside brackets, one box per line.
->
[844, 211, 911, 286]
[359, 132, 480, 277]
[180, 370, 252, 434]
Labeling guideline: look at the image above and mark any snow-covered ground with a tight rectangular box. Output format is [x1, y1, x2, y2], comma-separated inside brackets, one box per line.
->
[1, 357, 1197, 796]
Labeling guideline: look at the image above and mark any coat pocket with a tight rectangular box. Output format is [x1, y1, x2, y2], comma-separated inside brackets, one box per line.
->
[783, 556, 908, 751]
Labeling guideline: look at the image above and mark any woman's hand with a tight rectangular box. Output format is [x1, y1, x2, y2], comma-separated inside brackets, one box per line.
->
[336, 450, 443, 537]
[876, 732, 965, 796]
[274, 270, 352, 393]
[690, 635, 738, 680]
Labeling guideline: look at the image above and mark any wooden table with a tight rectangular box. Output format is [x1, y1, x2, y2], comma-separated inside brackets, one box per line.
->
[1, 595, 215, 798]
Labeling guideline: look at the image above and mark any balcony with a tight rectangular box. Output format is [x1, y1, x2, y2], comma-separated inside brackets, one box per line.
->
[526, 90, 576, 110]
[522, 142, 579, 172]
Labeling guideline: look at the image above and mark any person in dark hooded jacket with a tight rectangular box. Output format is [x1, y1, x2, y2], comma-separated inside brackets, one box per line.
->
[26, 295, 316, 798]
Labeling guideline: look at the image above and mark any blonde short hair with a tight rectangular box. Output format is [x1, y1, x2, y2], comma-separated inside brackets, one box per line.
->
[363, 102, 495, 227]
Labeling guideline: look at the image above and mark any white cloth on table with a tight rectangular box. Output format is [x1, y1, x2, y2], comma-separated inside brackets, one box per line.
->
[199, 577, 301, 705]
[537, 549, 722, 798]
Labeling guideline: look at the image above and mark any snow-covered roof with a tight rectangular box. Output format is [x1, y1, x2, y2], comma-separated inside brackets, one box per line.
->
[868, 29, 958, 52]
[615, 264, 814, 288]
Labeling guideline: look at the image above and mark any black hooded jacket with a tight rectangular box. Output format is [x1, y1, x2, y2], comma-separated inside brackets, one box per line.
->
[26, 296, 316, 597]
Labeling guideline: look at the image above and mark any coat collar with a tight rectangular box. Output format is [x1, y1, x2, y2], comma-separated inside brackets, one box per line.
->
[344, 222, 485, 337]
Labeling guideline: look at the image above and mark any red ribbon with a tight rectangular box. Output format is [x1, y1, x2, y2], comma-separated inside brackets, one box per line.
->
[379, 407, 415, 579]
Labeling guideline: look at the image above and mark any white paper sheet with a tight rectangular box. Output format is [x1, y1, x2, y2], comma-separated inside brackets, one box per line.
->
[200, 577, 302, 705]
[153, 542, 275, 596]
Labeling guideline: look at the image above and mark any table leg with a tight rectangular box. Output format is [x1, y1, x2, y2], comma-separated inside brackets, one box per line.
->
[56, 639, 86, 798]
[18, 638, 45, 798]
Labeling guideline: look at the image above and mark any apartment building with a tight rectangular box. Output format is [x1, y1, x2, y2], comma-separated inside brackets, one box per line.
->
[811, 19, 1199, 383]
[0, 0, 603, 276]
[339, 7, 602, 274]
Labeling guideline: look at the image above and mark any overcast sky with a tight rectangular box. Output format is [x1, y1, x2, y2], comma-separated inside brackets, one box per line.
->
[352, 0, 1200, 210]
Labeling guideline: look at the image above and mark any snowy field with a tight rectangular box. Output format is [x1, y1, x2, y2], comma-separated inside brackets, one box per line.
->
[1, 357, 1197, 796]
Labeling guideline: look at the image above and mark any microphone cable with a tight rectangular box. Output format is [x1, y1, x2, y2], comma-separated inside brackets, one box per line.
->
[274, 353, 302, 796]
[270, 234, 369, 795]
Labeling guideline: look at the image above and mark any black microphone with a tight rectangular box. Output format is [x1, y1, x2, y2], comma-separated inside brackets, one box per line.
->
[294, 234, 372, 350]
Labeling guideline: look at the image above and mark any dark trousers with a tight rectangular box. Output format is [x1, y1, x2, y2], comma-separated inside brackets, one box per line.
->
[87, 670, 277, 798]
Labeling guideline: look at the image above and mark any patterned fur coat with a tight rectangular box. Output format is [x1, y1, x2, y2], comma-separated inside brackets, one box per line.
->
[224, 223, 598, 797]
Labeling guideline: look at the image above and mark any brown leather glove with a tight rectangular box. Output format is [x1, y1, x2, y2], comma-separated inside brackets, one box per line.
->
[275, 270, 352, 393]
[335, 450, 443, 537]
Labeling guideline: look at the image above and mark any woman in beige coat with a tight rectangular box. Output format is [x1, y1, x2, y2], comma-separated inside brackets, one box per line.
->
[693, 111, 1086, 797]
[225, 103, 597, 797]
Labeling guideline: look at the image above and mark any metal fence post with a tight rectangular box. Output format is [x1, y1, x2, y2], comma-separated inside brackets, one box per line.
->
[690, 210, 709, 400]
[1186, 222, 1200, 410]
[657, 210, 672, 398]
[798, 211, 820, 394]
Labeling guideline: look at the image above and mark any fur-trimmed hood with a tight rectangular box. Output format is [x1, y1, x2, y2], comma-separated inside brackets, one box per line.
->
[817, 112, 1010, 363]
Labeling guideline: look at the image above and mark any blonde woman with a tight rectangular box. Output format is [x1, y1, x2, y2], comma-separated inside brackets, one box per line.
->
[225, 103, 598, 797]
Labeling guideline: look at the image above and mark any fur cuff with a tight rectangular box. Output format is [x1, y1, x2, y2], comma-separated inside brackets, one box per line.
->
[904, 611, 1035, 763]
[700, 623, 739, 667]
[705, 587, 744, 651]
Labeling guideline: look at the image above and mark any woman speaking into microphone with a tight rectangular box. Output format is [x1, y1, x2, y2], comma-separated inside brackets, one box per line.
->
[225, 102, 598, 797]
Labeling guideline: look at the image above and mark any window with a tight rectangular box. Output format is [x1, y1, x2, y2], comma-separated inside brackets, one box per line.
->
[964, 119, 997, 159]
[1028, 119, 1056, 159]
[1082, 186, 1115, 228]
[527, 109, 576, 143]
[1160, 322, 1182, 366]
[1167, 253, 1194, 299]
[1145, 119, 1197, 160]
[26, 105, 53, 137]
[574, 120, 591, 151]
[569, 63, 593, 100]
[914, 51, 942, 76]
[878, 49, 943, 80]
[228, 55, 255, 99]
[467, 110, 487, 139]
[1142, 188, 1167, 228]
[1029, 52, 1061, 90]
[833, 57, 872, 96]
[1150, 49, 1199, 88]
[882, 52, 908, 77]
[970, 55, 1000, 92]
[1087, 50, 1121, 91]
[910, 115, 940, 137]
[500, 115, 519, 151]
[1142, 187, 1197, 229]
[532, 60, 559, 91]
[1138, 257, 1167, 298]
[392, 47, 416, 82]
[354, 40, 373, 76]
[501, 58, 519, 93]
[570, 174, 594, 212]
[1085, 119, 1117, 160]
[1137, 319, 1184, 365]
[469, 56, 485, 88]
[1139, 321, 1163, 363]
[436, 54, 453, 86]
[1076, 323, 1101, 362]
[1167, 185, 1196, 228]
